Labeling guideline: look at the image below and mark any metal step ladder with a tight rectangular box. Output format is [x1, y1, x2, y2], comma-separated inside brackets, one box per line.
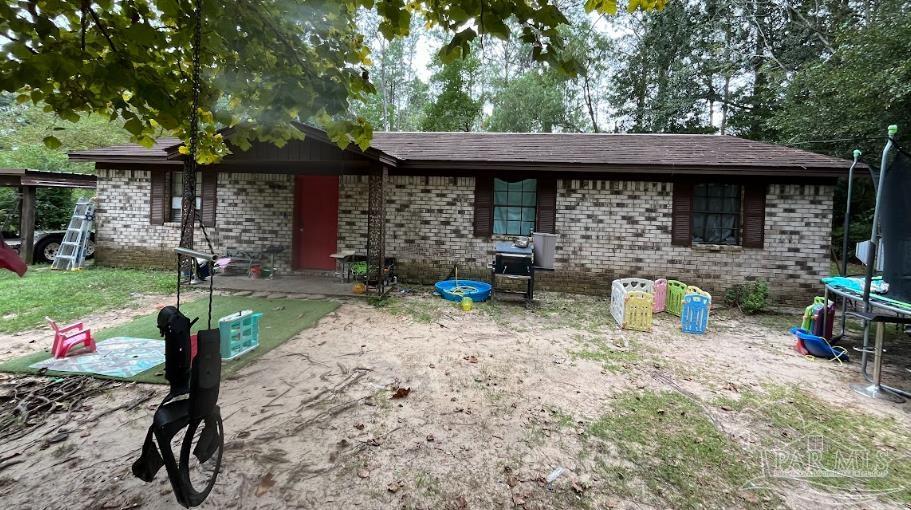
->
[51, 198, 95, 271]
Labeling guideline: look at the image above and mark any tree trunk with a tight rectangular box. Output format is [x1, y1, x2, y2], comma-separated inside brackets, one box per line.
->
[179, 162, 195, 252]
[720, 75, 731, 134]
[380, 39, 390, 131]
[582, 73, 600, 133]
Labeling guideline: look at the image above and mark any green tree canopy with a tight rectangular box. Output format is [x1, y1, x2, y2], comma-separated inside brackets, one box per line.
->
[0, 1, 663, 160]
[0, 94, 130, 232]
[421, 55, 482, 132]
[486, 70, 577, 132]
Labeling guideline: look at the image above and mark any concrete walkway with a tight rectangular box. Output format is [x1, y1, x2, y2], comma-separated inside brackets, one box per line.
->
[205, 273, 359, 298]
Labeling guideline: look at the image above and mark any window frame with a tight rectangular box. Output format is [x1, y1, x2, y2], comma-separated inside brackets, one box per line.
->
[169, 170, 203, 223]
[691, 182, 743, 246]
[492, 178, 537, 236]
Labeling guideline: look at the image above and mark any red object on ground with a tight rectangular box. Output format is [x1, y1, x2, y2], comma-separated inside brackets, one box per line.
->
[0, 237, 27, 277]
[293, 175, 339, 270]
[47, 317, 97, 358]
[794, 338, 810, 356]
[190, 333, 198, 360]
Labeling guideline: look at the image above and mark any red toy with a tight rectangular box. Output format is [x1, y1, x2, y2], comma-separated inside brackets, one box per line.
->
[47, 317, 97, 358]
[0, 237, 26, 277]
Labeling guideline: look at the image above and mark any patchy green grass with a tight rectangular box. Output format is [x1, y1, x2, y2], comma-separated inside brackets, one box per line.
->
[0, 265, 175, 334]
[570, 335, 641, 373]
[588, 391, 775, 508]
[717, 385, 911, 504]
[474, 297, 525, 325]
[533, 292, 615, 332]
[372, 293, 452, 323]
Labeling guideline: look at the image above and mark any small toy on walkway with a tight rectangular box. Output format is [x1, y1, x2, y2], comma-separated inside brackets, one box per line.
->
[46, 317, 96, 358]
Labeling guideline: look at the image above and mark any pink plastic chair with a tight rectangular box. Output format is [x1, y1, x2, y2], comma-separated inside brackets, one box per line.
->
[653, 278, 668, 313]
[47, 317, 96, 359]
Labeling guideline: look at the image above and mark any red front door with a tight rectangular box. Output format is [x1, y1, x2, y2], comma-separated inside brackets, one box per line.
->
[293, 175, 339, 270]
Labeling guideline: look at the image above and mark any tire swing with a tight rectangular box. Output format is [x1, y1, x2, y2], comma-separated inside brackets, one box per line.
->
[131, 1, 224, 507]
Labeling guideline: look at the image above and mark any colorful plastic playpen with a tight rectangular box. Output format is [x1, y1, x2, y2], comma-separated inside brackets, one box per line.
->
[610, 277, 711, 334]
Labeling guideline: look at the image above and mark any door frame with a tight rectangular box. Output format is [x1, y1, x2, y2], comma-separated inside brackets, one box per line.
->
[291, 175, 340, 270]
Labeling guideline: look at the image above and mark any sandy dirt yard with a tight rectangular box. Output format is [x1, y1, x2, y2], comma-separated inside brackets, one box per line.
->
[1, 290, 910, 510]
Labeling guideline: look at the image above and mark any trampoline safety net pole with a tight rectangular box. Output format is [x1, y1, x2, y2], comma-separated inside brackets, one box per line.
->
[860, 125, 898, 365]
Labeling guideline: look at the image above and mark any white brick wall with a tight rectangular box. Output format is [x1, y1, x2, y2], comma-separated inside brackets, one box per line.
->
[96, 169, 833, 301]
[95, 169, 294, 271]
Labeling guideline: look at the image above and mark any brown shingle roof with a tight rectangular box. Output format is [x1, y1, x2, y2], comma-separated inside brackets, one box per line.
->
[69, 137, 182, 164]
[69, 128, 856, 176]
[370, 132, 853, 171]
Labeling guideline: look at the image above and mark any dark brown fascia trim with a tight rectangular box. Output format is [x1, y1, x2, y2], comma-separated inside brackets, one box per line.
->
[211, 160, 374, 174]
[392, 160, 850, 178]
[95, 161, 183, 170]
[97, 160, 376, 175]
[156, 123, 401, 167]
[385, 167, 837, 185]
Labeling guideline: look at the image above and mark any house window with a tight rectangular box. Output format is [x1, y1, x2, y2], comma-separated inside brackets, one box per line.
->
[170, 171, 203, 222]
[493, 179, 536, 236]
[692, 183, 741, 245]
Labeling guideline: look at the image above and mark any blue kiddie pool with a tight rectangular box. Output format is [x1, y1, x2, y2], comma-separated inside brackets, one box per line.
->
[435, 280, 492, 302]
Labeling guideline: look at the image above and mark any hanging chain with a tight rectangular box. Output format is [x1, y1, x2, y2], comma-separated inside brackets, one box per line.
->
[177, 0, 203, 308]
[188, 0, 202, 167]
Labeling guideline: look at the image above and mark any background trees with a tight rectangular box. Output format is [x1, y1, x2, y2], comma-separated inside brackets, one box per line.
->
[3, 0, 909, 259]
[0, 93, 129, 233]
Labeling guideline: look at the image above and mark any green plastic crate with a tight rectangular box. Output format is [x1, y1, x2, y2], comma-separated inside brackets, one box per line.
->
[218, 310, 263, 360]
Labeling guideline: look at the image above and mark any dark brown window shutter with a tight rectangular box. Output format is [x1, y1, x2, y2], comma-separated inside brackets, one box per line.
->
[149, 171, 167, 225]
[200, 170, 218, 227]
[473, 176, 493, 237]
[535, 178, 557, 234]
[671, 181, 693, 246]
[741, 184, 766, 248]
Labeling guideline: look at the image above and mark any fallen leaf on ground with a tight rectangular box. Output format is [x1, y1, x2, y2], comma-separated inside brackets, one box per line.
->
[451, 495, 468, 509]
[255, 472, 276, 497]
[387, 480, 403, 493]
[357, 469, 370, 479]
[390, 387, 411, 399]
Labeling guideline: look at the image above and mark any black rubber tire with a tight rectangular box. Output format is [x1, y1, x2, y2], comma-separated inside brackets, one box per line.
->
[33, 235, 63, 264]
[32, 233, 95, 264]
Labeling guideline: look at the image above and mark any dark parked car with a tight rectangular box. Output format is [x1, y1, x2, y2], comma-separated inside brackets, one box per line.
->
[1, 231, 96, 264]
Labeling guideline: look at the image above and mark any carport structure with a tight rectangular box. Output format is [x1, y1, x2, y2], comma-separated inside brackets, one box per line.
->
[0, 169, 97, 263]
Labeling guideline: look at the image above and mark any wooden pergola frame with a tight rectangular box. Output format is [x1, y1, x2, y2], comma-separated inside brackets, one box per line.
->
[0, 169, 97, 263]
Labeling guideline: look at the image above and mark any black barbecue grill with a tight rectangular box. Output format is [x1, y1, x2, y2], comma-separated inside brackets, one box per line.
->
[490, 241, 536, 302]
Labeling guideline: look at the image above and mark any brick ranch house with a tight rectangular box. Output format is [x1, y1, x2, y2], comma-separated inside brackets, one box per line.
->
[70, 125, 853, 303]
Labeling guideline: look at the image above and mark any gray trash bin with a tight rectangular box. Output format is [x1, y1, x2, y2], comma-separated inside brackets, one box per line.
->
[532, 232, 556, 269]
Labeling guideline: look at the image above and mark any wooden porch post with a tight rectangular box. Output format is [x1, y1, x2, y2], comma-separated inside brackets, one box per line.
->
[366, 166, 387, 296]
[19, 185, 35, 264]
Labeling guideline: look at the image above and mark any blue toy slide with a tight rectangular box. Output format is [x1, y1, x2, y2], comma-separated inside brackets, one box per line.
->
[789, 327, 849, 362]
